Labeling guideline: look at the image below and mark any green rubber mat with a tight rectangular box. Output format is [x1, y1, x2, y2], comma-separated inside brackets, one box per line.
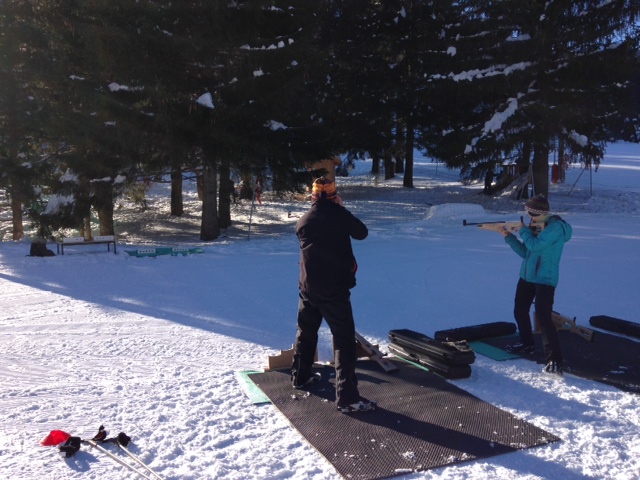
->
[469, 339, 521, 361]
[235, 370, 271, 404]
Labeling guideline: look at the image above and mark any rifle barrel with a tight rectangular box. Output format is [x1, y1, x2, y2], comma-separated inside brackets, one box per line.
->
[463, 219, 508, 226]
[463, 216, 524, 227]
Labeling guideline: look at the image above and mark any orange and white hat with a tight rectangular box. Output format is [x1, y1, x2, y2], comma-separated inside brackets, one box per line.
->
[312, 177, 337, 200]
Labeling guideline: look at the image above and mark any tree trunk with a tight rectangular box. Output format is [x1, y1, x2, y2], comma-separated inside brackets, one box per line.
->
[77, 179, 93, 239]
[82, 216, 93, 240]
[403, 116, 414, 188]
[519, 143, 532, 176]
[10, 189, 24, 241]
[218, 162, 232, 229]
[170, 162, 184, 217]
[371, 154, 381, 175]
[200, 163, 220, 241]
[383, 151, 395, 180]
[516, 143, 532, 199]
[93, 181, 115, 235]
[557, 138, 566, 183]
[394, 118, 405, 174]
[532, 141, 550, 198]
[196, 168, 204, 201]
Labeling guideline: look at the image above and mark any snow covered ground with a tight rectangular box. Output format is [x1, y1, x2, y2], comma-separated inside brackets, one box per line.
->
[1, 144, 639, 480]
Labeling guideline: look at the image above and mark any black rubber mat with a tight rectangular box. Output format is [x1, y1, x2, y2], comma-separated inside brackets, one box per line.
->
[249, 360, 559, 479]
[479, 330, 640, 394]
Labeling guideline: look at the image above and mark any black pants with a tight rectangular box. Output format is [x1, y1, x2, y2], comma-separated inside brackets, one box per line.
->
[292, 290, 360, 407]
[514, 278, 563, 365]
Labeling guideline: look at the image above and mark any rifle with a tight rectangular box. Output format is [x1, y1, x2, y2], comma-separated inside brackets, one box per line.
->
[266, 332, 399, 374]
[463, 216, 544, 234]
[354, 332, 398, 373]
[535, 311, 595, 342]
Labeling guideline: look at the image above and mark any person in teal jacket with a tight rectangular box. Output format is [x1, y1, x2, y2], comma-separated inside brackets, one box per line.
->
[501, 195, 572, 375]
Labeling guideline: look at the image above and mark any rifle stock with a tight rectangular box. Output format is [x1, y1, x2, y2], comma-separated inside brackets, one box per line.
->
[354, 332, 398, 373]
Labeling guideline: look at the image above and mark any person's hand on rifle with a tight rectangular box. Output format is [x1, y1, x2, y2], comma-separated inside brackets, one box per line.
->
[501, 221, 524, 237]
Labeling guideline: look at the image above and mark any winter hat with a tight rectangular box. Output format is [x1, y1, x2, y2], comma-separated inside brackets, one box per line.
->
[525, 194, 550, 216]
[312, 177, 337, 200]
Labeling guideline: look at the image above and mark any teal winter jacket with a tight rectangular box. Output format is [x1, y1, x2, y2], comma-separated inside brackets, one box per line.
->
[504, 215, 572, 287]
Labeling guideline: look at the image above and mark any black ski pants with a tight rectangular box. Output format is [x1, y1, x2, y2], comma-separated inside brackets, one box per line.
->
[514, 278, 563, 365]
[292, 290, 360, 407]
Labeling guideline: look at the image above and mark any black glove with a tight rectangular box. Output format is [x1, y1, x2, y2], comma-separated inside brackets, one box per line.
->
[92, 425, 108, 442]
[59, 436, 81, 458]
[116, 432, 131, 447]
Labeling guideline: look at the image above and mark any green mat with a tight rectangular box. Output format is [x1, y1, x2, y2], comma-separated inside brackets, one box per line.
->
[235, 370, 271, 404]
[125, 246, 204, 257]
[469, 339, 521, 361]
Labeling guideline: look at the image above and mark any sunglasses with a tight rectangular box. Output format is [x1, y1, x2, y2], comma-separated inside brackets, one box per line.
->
[526, 209, 544, 218]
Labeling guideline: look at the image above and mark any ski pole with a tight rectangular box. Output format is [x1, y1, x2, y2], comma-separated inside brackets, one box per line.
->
[83, 440, 154, 480]
[116, 442, 166, 480]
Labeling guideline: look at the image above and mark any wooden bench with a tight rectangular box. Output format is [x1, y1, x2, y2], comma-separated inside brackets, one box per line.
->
[56, 235, 117, 255]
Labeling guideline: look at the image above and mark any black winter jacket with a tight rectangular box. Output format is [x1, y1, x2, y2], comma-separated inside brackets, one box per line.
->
[296, 199, 368, 294]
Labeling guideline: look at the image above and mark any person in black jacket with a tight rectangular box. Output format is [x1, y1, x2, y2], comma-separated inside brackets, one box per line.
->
[292, 177, 376, 413]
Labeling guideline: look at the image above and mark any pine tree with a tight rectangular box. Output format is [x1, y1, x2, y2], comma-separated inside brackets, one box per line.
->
[17, 0, 166, 237]
[432, 0, 640, 196]
[0, 1, 65, 240]
[317, 0, 401, 175]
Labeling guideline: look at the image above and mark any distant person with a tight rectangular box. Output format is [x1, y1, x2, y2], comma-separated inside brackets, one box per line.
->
[484, 169, 494, 194]
[292, 177, 376, 413]
[501, 195, 572, 375]
[228, 178, 237, 205]
[254, 176, 262, 205]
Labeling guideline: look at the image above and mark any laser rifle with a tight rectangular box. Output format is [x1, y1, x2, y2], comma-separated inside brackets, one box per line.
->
[463, 216, 544, 234]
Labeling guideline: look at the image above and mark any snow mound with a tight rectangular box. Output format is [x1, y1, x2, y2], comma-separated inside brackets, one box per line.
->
[425, 203, 485, 221]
